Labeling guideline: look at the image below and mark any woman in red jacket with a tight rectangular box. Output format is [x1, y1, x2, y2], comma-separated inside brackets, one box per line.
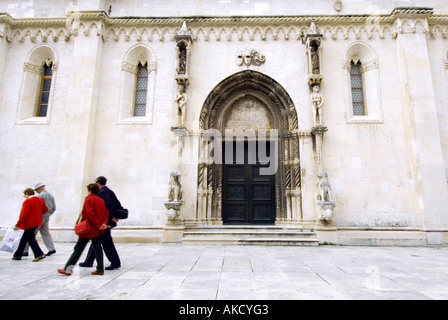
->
[12, 188, 48, 261]
[58, 183, 109, 276]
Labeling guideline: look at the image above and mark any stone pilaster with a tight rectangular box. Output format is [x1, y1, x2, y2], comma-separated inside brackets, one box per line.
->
[57, 13, 105, 226]
[394, 7, 448, 229]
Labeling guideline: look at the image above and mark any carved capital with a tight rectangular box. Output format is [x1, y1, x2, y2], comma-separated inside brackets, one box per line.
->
[311, 125, 328, 136]
[23, 62, 42, 74]
[121, 61, 137, 74]
[360, 59, 379, 73]
[171, 126, 189, 136]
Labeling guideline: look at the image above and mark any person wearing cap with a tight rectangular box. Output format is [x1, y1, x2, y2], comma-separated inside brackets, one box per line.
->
[23, 182, 57, 256]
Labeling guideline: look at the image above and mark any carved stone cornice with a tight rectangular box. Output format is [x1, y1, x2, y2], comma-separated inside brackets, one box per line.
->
[391, 7, 434, 18]
[391, 7, 433, 35]
[0, 9, 448, 43]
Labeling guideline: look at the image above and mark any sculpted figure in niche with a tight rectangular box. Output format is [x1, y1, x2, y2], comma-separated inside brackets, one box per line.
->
[168, 171, 182, 202]
[178, 43, 187, 75]
[310, 42, 320, 74]
[316, 172, 333, 202]
[311, 85, 323, 125]
[175, 84, 187, 125]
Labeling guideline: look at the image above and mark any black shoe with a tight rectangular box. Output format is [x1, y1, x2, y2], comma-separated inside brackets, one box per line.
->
[105, 265, 121, 270]
[46, 250, 56, 256]
[12, 256, 21, 260]
[79, 262, 93, 268]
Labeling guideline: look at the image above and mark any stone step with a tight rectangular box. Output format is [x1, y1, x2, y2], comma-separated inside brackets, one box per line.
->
[182, 225, 319, 246]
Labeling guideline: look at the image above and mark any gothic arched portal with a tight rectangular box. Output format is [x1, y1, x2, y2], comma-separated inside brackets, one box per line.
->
[196, 70, 302, 225]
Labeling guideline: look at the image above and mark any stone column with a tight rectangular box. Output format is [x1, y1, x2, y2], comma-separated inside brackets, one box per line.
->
[394, 8, 448, 231]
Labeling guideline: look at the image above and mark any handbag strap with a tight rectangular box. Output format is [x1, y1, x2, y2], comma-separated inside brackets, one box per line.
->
[76, 212, 82, 224]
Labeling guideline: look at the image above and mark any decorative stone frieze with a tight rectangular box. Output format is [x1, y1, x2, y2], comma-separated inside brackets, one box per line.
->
[1, 9, 448, 43]
[392, 7, 433, 36]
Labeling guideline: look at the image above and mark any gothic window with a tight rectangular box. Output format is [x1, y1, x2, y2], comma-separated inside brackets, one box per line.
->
[118, 44, 156, 124]
[343, 42, 383, 123]
[134, 62, 148, 117]
[17, 45, 57, 125]
[350, 60, 365, 116]
[37, 63, 53, 117]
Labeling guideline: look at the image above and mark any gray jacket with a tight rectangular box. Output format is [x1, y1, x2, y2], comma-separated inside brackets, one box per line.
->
[39, 190, 56, 218]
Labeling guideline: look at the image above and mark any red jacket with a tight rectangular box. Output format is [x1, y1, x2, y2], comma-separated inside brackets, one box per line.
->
[79, 194, 109, 238]
[16, 196, 48, 230]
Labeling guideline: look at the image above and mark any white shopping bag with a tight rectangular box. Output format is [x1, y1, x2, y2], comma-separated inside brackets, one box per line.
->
[0, 228, 24, 253]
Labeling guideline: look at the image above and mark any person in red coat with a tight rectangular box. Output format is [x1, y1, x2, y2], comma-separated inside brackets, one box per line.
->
[58, 183, 109, 276]
[12, 188, 48, 261]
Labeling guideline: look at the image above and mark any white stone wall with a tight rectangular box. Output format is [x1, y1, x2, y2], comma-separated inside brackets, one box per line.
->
[0, 0, 447, 244]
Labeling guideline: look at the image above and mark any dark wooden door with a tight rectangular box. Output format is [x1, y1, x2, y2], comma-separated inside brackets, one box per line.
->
[222, 141, 276, 224]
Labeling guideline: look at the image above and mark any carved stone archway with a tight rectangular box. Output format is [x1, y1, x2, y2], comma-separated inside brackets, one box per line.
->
[196, 70, 301, 225]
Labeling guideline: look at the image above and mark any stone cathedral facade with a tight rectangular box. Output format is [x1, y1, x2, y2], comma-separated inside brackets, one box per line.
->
[1, 0, 448, 245]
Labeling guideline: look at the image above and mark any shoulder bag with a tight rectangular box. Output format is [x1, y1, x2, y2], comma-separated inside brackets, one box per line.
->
[74, 213, 92, 236]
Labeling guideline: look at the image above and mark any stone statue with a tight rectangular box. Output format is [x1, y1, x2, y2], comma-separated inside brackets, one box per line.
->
[310, 42, 320, 74]
[316, 172, 333, 202]
[174, 84, 187, 125]
[168, 170, 182, 202]
[311, 85, 323, 125]
[178, 43, 187, 75]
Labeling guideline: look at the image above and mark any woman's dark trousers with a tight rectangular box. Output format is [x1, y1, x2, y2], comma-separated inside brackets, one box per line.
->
[64, 236, 104, 273]
[13, 227, 44, 258]
[83, 228, 121, 268]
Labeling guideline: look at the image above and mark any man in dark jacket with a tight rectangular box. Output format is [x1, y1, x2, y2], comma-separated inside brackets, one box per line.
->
[79, 176, 122, 270]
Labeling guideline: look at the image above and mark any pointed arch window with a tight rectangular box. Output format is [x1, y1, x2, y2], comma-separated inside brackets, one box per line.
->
[118, 44, 156, 125]
[350, 60, 365, 116]
[37, 62, 53, 117]
[343, 42, 383, 124]
[17, 46, 58, 125]
[134, 62, 148, 117]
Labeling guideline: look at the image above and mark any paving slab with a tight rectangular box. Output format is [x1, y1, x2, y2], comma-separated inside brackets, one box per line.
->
[0, 242, 447, 300]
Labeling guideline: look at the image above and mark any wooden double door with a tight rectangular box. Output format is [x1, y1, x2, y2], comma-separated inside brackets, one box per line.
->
[222, 141, 276, 224]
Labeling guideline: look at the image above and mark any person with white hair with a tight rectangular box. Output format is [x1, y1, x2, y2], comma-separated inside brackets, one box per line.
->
[23, 182, 56, 257]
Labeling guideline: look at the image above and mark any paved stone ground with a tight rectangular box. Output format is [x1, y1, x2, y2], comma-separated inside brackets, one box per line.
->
[0, 242, 448, 300]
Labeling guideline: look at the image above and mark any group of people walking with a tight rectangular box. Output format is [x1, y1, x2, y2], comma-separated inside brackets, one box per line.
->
[10, 176, 123, 276]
